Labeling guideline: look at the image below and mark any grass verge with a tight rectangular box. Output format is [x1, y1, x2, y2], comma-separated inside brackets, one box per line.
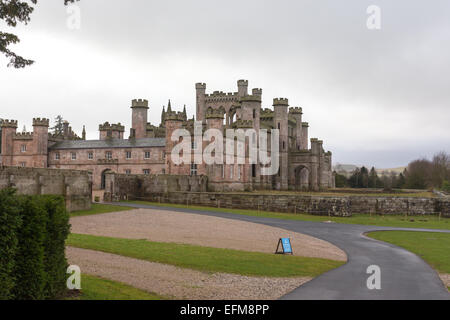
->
[67, 234, 344, 278]
[70, 203, 134, 217]
[66, 274, 165, 300]
[367, 231, 450, 274]
[124, 200, 450, 230]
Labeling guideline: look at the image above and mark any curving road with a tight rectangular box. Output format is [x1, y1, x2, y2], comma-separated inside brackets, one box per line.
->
[110, 202, 450, 300]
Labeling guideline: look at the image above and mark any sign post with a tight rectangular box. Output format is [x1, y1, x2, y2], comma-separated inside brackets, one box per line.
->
[275, 238, 293, 255]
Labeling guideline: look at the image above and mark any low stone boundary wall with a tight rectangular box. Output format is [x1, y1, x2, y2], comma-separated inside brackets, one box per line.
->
[103, 173, 207, 202]
[119, 191, 450, 217]
[0, 166, 91, 212]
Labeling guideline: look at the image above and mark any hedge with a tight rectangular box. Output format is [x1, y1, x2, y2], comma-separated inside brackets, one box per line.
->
[0, 189, 70, 300]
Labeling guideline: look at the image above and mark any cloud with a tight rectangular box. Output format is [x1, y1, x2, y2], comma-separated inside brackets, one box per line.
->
[1, 0, 449, 168]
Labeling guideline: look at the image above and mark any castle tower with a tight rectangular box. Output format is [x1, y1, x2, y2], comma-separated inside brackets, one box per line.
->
[0, 120, 18, 166]
[195, 83, 206, 123]
[131, 99, 149, 139]
[32, 118, 49, 168]
[82, 125, 86, 140]
[237, 80, 249, 97]
[289, 107, 303, 151]
[273, 98, 289, 190]
[301, 122, 309, 150]
[99, 122, 125, 140]
[164, 111, 185, 175]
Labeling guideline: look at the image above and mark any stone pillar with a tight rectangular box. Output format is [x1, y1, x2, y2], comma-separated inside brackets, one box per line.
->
[289, 107, 303, 151]
[301, 122, 309, 150]
[196, 83, 206, 123]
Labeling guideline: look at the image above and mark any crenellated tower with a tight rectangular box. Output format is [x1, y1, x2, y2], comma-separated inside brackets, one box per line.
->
[131, 99, 149, 139]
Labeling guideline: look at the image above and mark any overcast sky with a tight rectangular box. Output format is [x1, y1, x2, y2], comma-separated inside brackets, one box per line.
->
[1, 0, 449, 168]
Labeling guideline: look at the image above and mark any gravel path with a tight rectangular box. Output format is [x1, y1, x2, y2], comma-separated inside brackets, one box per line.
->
[67, 247, 312, 300]
[70, 208, 346, 261]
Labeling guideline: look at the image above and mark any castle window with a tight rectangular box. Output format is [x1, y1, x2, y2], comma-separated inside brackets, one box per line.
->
[278, 123, 280, 130]
[125, 169, 131, 175]
[144, 151, 151, 159]
[126, 151, 132, 159]
[253, 109, 256, 119]
[192, 141, 197, 150]
[162, 169, 166, 174]
[106, 152, 112, 160]
[230, 165, 234, 179]
[222, 165, 225, 179]
[71, 152, 77, 160]
[237, 165, 241, 180]
[21, 145, 26, 152]
[143, 169, 150, 175]
[252, 164, 256, 178]
[20, 162, 26, 167]
[55, 153, 60, 160]
[190, 164, 198, 176]
[88, 152, 93, 160]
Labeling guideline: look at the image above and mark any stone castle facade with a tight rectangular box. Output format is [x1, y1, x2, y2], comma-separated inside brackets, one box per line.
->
[1, 80, 335, 191]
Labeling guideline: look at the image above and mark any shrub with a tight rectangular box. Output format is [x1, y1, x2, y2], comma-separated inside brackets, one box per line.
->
[0, 191, 70, 300]
[0, 189, 21, 300]
[442, 180, 450, 193]
[40, 196, 70, 299]
[12, 195, 47, 300]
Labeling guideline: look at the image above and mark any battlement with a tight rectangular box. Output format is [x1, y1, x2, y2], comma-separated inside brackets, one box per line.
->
[302, 122, 309, 127]
[165, 111, 185, 122]
[273, 98, 289, 106]
[1, 119, 18, 128]
[206, 108, 225, 119]
[13, 132, 34, 140]
[252, 88, 262, 96]
[240, 95, 261, 103]
[131, 99, 149, 109]
[33, 118, 50, 127]
[237, 80, 249, 86]
[99, 122, 125, 132]
[196, 83, 206, 90]
[289, 107, 303, 115]
[234, 119, 253, 128]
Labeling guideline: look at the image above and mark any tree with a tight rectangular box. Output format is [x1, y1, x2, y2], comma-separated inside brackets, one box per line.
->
[404, 159, 432, 189]
[0, 0, 79, 68]
[334, 173, 348, 188]
[368, 167, 378, 188]
[50, 115, 64, 135]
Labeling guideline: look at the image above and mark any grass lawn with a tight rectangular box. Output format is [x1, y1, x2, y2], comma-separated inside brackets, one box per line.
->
[367, 231, 450, 274]
[66, 274, 165, 300]
[67, 234, 344, 278]
[70, 203, 134, 217]
[124, 200, 450, 230]
[248, 190, 436, 198]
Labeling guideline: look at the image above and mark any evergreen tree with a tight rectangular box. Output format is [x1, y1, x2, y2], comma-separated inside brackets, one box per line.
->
[51, 115, 64, 135]
[1, 1, 79, 68]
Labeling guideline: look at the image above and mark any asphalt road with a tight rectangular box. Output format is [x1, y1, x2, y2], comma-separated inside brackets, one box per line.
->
[110, 202, 450, 300]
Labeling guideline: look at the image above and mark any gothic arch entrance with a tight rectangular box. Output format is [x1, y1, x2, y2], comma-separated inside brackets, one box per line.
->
[294, 165, 310, 191]
[101, 169, 112, 190]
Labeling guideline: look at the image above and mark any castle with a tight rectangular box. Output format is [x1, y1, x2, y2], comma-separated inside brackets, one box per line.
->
[0, 80, 335, 191]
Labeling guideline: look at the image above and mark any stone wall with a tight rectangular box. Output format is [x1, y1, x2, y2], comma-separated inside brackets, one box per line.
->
[0, 166, 91, 212]
[103, 173, 207, 202]
[113, 190, 450, 217]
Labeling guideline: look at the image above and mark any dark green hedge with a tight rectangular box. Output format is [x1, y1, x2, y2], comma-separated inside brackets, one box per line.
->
[0, 189, 70, 300]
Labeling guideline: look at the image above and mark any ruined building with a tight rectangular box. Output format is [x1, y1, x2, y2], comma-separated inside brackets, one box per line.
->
[0, 80, 335, 191]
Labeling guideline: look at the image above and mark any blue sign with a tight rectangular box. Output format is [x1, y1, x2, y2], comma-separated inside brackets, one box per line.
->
[281, 238, 292, 254]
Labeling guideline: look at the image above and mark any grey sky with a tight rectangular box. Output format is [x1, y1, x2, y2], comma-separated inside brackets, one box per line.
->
[1, 0, 449, 168]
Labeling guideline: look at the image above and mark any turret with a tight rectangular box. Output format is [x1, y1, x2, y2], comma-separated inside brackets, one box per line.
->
[206, 107, 225, 131]
[301, 122, 309, 150]
[0, 120, 18, 166]
[164, 111, 185, 175]
[237, 80, 248, 97]
[196, 83, 206, 122]
[273, 98, 289, 190]
[289, 107, 303, 151]
[240, 95, 261, 131]
[131, 99, 149, 139]
[99, 122, 125, 140]
[32, 118, 49, 168]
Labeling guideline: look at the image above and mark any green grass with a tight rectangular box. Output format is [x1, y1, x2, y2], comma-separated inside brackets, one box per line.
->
[66, 274, 165, 300]
[248, 190, 436, 198]
[124, 200, 450, 230]
[70, 203, 134, 217]
[367, 231, 450, 274]
[67, 234, 344, 278]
